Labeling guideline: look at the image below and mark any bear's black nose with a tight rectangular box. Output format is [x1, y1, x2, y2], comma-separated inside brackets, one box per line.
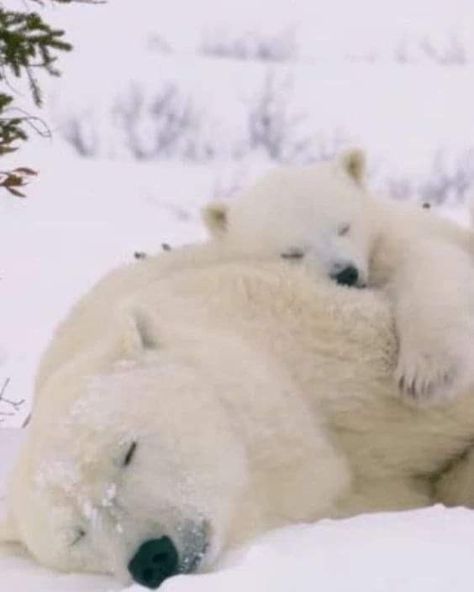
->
[333, 265, 359, 287]
[128, 536, 179, 589]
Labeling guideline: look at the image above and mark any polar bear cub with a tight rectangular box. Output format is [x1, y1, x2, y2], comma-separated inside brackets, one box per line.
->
[203, 151, 474, 404]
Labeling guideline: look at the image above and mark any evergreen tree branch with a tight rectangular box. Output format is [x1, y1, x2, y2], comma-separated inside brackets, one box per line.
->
[0, 0, 100, 196]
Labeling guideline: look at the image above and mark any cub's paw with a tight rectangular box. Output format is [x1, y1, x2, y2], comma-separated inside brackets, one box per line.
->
[395, 347, 461, 405]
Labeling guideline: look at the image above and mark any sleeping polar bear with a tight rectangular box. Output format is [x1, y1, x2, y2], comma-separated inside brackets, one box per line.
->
[203, 151, 474, 403]
[2, 244, 474, 589]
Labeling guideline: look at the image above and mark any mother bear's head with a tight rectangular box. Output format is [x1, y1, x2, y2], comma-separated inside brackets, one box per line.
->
[1, 287, 346, 589]
[1, 334, 255, 588]
[0, 257, 391, 588]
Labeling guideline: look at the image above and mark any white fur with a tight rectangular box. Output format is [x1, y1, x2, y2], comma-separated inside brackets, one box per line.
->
[3, 246, 474, 584]
[203, 152, 474, 403]
[204, 155, 372, 285]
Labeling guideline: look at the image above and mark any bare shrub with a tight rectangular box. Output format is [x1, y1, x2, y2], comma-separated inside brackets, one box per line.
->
[312, 128, 350, 162]
[114, 84, 217, 162]
[147, 34, 173, 54]
[384, 150, 474, 206]
[245, 70, 313, 163]
[0, 377, 25, 425]
[384, 175, 415, 201]
[200, 28, 297, 62]
[393, 40, 411, 65]
[394, 34, 468, 65]
[244, 71, 350, 165]
[61, 113, 99, 157]
[419, 150, 474, 205]
[419, 34, 467, 66]
[346, 49, 378, 64]
[351, 34, 468, 66]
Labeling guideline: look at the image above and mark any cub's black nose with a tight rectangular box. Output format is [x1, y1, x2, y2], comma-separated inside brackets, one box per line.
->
[128, 536, 179, 589]
[333, 265, 359, 287]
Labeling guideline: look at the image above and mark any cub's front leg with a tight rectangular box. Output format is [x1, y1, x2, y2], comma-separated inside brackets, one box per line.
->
[389, 240, 474, 405]
[435, 446, 474, 508]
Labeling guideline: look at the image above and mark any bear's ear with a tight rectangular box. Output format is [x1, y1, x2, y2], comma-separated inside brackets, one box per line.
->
[202, 202, 228, 238]
[119, 307, 159, 355]
[0, 511, 20, 544]
[340, 149, 366, 186]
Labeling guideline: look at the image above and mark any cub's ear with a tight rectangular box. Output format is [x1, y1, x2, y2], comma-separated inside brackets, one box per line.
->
[0, 511, 20, 544]
[202, 202, 228, 238]
[340, 149, 366, 186]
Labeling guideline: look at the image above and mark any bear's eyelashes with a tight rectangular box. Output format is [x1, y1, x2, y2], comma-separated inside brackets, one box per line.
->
[337, 223, 351, 236]
[71, 528, 87, 546]
[280, 248, 305, 260]
[123, 441, 138, 467]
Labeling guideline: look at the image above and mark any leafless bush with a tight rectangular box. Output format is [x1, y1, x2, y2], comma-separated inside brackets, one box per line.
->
[312, 128, 350, 162]
[245, 71, 314, 163]
[384, 150, 474, 205]
[61, 113, 99, 157]
[200, 29, 297, 62]
[114, 84, 217, 162]
[0, 377, 25, 424]
[419, 35, 467, 65]
[147, 34, 173, 54]
[346, 49, 378, 64]
[244, 71, 350, 164]
[350, 34, 468, 66]
[393, 40, 411, 65]
[395, 34, 468, 65]
[419, 150, 474, 204]
[384, 175, 415, 201]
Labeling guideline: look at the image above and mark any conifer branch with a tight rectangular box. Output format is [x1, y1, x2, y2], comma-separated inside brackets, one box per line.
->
[0, 0, 100, 195]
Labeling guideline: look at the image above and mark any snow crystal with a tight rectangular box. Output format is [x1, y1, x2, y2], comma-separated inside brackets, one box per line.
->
[101, 484, 118, 508]
[35, 460, 80, 494]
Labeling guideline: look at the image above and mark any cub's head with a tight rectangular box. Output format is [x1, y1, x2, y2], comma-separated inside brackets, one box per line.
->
[203, 149, 373, 288]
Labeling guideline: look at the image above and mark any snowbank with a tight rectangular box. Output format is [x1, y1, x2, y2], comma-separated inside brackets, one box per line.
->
[1, 427, 473, 592]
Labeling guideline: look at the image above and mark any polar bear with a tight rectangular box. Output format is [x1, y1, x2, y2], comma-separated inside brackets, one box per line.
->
[3, 247, 474, 589]
[203, 151, 474, 403]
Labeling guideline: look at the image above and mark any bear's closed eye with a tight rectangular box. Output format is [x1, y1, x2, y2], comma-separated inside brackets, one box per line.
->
[123, 441, 138, 467]
[281, 248, 305, 260]
[71, 528, 86, 546]
[337, 223, 351, 236]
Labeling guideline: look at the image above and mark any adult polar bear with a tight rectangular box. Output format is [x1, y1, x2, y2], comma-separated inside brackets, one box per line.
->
[3, 244, 474, 589]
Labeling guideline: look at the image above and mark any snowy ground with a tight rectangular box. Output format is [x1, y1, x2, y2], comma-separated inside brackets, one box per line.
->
[2, 428, 474, 592]
[2, 0, 474, 589]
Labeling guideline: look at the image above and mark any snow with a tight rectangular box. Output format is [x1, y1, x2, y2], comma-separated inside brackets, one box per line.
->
[2, 0, 474, 589]
[0, 148, 210, 427]
[163, 508, 474, 592]
[2, 427, 474, 591]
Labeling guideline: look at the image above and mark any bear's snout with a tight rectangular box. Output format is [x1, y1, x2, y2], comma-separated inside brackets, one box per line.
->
[332, 265, 360, 287]
[128, 536, 179, 589]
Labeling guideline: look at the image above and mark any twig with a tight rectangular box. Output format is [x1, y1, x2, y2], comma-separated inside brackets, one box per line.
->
[0, 377, 25, 411]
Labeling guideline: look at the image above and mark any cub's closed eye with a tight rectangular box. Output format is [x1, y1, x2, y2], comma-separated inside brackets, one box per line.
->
[338, 224, 351, 236]
[123, 441, 138, 467]
[281, 248, 305, 260]
[71, 528, 86, 546]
